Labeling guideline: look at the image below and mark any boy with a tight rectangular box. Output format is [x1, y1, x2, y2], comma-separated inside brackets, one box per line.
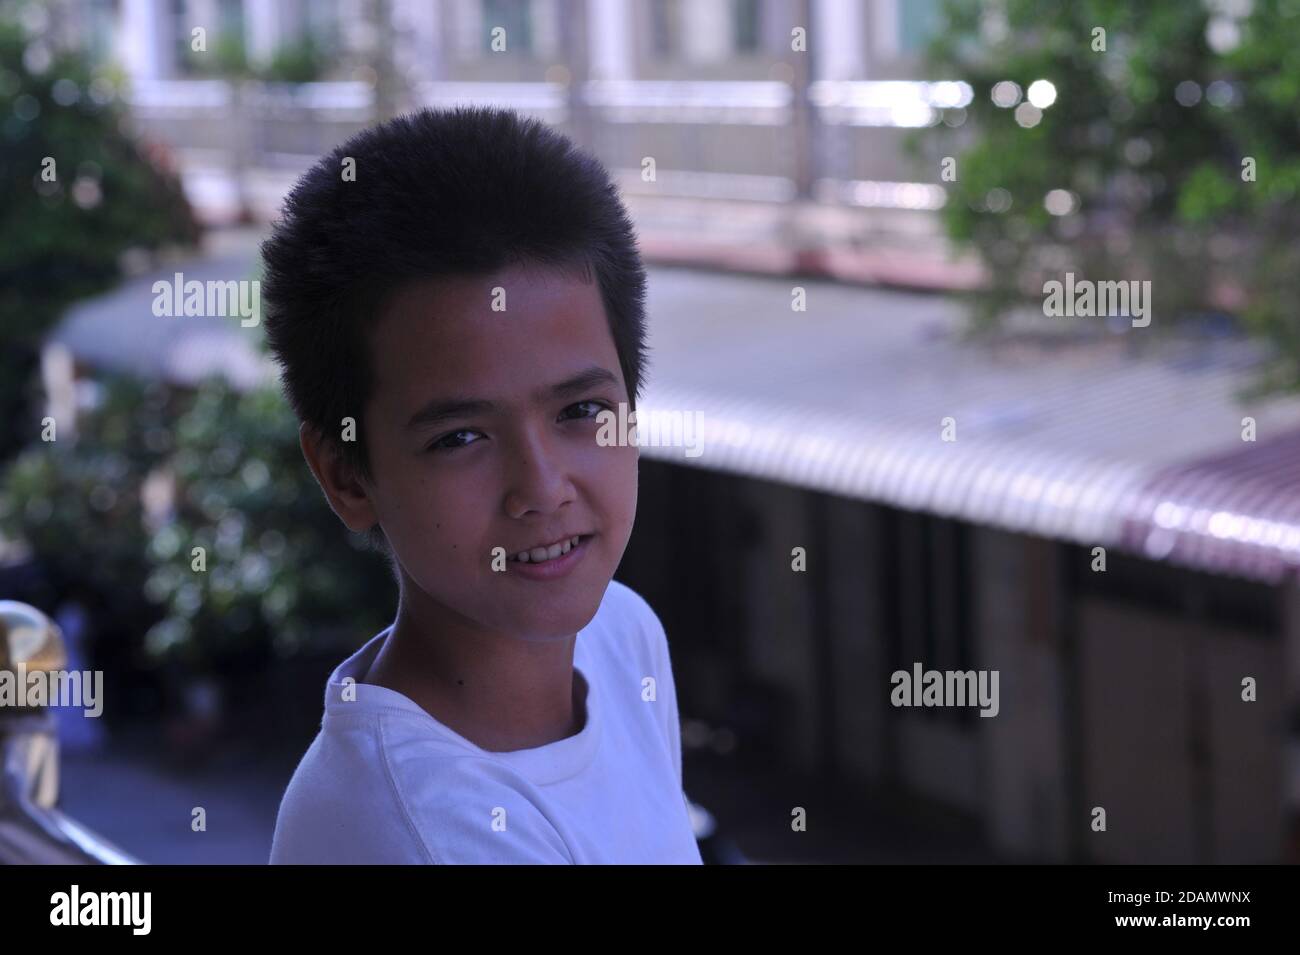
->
[263, 106, 702, 864]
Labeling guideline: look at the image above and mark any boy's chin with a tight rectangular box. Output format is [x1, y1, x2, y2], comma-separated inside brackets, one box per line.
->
[501, 588, 607, 641]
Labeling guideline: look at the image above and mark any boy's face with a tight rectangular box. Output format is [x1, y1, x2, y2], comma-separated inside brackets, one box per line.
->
[323, 262, 638, 642]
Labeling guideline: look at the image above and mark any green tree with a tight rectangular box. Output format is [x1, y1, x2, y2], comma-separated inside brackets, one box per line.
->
[0, 371, 397, 684]
[0, 374, 174, 636]
[915, 0, 1300, 396]
[0, 19, 200, 458]
[140, 375, 395, 675]
[260, 35, 326, 84]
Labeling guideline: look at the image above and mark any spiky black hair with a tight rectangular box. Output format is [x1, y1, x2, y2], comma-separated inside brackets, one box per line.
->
[260, 106, 649, 552]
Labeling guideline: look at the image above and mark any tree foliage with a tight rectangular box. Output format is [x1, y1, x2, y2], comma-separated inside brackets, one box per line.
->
[916, 0, 1300, 395]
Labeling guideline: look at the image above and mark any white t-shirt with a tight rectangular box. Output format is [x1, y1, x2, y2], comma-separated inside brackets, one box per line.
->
[269, 579, 703, 864]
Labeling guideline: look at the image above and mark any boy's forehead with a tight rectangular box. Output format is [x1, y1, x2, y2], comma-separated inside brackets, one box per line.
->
[386, 263, 596, 317]
[369, 264, 616, 403]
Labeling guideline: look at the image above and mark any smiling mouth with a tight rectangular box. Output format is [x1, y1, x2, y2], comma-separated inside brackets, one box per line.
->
[508, 534, 591, 564]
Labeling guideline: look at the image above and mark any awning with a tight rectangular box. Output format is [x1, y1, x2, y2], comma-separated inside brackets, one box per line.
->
[1119, 431, 1300, 584]
[636, 266, 1300, 584]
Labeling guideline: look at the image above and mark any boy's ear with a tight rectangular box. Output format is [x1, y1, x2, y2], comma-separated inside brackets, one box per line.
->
[298, 422, 380, 534]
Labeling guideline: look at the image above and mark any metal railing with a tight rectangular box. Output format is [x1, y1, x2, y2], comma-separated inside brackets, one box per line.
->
[0, 601, 139, 864]
[123, 78, 966, 207]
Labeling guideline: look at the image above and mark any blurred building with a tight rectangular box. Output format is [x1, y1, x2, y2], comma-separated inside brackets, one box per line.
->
[38, 0, 967, 285]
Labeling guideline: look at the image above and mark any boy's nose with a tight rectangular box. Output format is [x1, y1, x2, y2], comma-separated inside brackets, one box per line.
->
[502, 436, 575, 519]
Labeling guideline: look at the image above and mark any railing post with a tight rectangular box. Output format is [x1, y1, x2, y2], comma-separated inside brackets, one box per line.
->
[561, 0, 594, 153]
[790, 0, 817, 202]
[228, 79, 252, 224]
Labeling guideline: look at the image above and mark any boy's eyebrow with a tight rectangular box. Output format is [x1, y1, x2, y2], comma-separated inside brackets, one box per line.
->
[406, 366, 621, 430]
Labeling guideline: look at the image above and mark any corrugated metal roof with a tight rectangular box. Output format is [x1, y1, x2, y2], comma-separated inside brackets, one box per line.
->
[1119, 432, 1300, 584]
[636, 267, 1300, 583]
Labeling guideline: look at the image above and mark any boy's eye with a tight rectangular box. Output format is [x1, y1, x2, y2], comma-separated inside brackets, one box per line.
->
[560, 399, 611, 421]
[428, 429, 483, 452]
[426, 401, 611, 453]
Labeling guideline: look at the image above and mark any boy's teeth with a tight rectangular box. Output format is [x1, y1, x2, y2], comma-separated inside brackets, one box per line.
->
[515, 536, 580, 563]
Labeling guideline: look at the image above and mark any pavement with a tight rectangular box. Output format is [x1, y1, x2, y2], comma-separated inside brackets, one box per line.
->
[58, 730, 290, 865]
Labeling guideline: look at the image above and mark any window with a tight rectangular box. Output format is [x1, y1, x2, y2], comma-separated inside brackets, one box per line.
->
[649, 0, 682, 59]
[172, 0, 191, 72]
[482, 0, 533, 54]
[898, 0, 942, 54]
[82, 0, 118, 64]
[650, 0, 760, 61]
[732, 0, 760, 54]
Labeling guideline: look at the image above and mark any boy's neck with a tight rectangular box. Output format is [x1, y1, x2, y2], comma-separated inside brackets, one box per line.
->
[362, 595, 585, 753]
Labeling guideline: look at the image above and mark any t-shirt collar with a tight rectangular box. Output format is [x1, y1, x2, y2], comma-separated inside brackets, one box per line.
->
[322, 624, 601, 785]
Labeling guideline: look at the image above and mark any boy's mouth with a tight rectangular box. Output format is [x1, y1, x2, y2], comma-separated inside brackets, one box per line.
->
[508, 534, 592, 564]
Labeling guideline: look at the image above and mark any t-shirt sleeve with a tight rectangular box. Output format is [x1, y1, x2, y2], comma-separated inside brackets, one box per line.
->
[386, 749, 575, 864]
[634, 594, 685, 790]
